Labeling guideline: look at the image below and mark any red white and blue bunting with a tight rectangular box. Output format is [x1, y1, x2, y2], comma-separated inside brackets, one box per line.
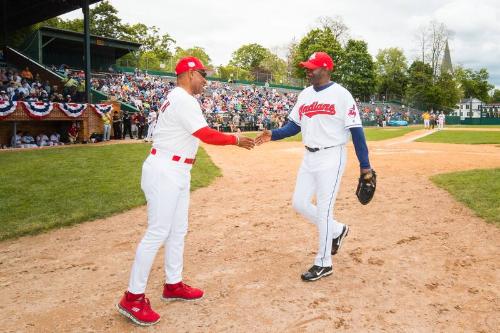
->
[0, 100, 17, 119]
[21, 101, 54, 119]
[57, 103, 87, 118]
[91, 103, 112, 116]
[1, 102, 113, 119]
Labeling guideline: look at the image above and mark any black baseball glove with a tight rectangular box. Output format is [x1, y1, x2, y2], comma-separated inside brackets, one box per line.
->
[356, 170, 377, 205]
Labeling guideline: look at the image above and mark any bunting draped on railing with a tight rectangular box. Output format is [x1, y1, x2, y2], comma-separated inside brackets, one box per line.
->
[57, 103, 87, 118]
[21, 101, 54, 119]
[0, 100, 17, 119]
[90, 103, 113, 116]
[0, 102, 112, 119]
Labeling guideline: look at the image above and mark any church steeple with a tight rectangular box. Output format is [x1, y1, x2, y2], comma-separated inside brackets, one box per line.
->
[441, 40, 453, 74]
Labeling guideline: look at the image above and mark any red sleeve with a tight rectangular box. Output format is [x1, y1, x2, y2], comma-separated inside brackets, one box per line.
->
[192, 126, 237, 145]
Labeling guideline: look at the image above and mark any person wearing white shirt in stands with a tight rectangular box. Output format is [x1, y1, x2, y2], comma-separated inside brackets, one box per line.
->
[11, 131, 22, 148]
[36, 132, 51, 147]
[50, 132, 63, 146]
[21, 132, 37, 148]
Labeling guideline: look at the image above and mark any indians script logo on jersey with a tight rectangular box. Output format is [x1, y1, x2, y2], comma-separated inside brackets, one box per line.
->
[347, 104, 357, 118]
[298, 102, 336, 120]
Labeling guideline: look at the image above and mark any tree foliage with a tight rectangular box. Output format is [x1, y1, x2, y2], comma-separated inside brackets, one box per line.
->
[374, 48, 408, 100]
[491, 89, 500, 103]
[217, 65, 252, 81]
[291, 27, 343, 82]
[229, 43, 286, 82]
[340, 40, 375, 100]
[454, 67, 494, 102]
[406, 60, 434, 110]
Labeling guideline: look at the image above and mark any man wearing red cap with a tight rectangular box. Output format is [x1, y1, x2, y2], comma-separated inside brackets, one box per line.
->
[256, 51, 374, 281]
[117, 56, 255, 326]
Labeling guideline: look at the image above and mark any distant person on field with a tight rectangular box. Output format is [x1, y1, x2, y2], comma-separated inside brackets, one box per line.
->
[423, 111, 430, 129]
[438, 112, 445, 130]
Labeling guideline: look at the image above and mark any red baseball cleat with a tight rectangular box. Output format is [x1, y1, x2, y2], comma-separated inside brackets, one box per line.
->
[117, 292, 160, 326]
[161, 281, 204, 301]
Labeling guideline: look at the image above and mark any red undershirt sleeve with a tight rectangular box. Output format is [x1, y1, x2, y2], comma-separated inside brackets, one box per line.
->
[192, 126, 237, 145]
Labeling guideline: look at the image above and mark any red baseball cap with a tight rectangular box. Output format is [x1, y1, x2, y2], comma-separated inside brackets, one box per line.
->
[175, 56, 207, 75]
[299, 52, 334, 71]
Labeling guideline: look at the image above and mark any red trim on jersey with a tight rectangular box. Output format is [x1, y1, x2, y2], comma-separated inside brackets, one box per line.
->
[192, 126, 237, 145]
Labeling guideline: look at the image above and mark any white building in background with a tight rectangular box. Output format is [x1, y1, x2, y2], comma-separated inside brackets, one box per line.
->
[453, 98, 483, 119]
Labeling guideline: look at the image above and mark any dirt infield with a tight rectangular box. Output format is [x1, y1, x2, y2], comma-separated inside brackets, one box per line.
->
[1, 129, 499, 332]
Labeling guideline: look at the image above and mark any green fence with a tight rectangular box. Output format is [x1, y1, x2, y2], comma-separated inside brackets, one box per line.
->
[446, 116, 500, 125]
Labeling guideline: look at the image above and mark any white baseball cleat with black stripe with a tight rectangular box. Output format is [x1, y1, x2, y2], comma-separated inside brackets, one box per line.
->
[331, 224, 349, 255]
[301, 265, 333, 281]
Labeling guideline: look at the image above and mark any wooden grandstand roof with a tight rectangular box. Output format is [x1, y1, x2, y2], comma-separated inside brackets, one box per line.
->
[1, 0, 102, 32]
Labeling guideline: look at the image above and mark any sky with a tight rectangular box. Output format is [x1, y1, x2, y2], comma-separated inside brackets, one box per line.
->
[62, 0, 500, 88]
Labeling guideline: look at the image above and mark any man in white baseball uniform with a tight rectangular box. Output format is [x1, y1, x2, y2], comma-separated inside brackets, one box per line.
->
[144, 109, 157, 142]
[117, 56, 255, 326]
[256, 52, 374, 281]
[437, 111, 445, 130]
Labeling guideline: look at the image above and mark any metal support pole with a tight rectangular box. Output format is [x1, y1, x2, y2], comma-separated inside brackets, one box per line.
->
[1, 0, 7, 48]
[82, 0, 91, 103]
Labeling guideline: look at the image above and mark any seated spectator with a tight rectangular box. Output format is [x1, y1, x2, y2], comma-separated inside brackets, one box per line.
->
[0, 90, 8, 101]
[68, 122, 79, 144]
[21, 131, 37, 148]
[36, 132, 51, 147]
[11, 130, 22, 148]
[12, 90, 25, 101]
[20, 67, 33, 80]
[50, 132, 63, 146]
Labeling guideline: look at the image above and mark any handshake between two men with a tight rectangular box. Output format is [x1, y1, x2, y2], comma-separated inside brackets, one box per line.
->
[233, 129, 273, 150]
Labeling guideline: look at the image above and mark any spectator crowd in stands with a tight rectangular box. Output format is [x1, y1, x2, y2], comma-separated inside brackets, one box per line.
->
[2, 65, 426, 149]
[92, 70, 298, 132]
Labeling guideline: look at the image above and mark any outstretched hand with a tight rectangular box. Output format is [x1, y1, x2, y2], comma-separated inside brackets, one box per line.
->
[235, 134, 255, 150]
[255, 129, 272, 146]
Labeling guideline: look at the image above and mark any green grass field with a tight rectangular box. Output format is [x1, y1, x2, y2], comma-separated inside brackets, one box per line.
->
[416, 130, 500, 144]
[431, 169, 500, 226]
[364, 126, 422, 141]
[446, 125, 500, 128]
[244, 126, 421, 142]
[0, 144, 220, 241]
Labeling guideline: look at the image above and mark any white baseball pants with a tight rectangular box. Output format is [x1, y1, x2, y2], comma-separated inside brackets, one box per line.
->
[292, 145, 347, 268]
[128, 151, 192, 294]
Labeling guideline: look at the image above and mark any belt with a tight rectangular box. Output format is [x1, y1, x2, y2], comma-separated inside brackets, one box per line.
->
[305, 146, 335, 152]
[151, 148, 196, 165]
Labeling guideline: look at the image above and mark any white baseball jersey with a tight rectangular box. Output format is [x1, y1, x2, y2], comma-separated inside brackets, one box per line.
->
[153, 87, 208, 158]
[147, 110, 157, 124]
[289, 83, 362, 148]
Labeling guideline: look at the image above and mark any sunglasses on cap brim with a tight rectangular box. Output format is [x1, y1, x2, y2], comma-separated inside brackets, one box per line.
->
[194, 69, 207, 78]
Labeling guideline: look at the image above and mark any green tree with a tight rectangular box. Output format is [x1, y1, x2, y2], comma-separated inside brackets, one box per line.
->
[172, 47, 212, 70]
[43, 16, 84, 32]
[217, 65, 252, 81]
[434, 72, 461, 110]
[89, 0, 124, 39]
[491, 89, 500, 103]
[257, 52, 287, 83]
[374, 48, 408, 100]
[291, 28, 343, 82]
[229, 44, 268, 70]
[340, 39, 375, 100]
[406, 60, 434, 110]
[229, 43, 286, 83]
[455, 67, 494, 102]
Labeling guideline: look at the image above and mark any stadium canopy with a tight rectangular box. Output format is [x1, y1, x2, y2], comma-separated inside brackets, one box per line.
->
[22, 26, 141, 71]
[1, 0, 101, 32]
[1, 0, 103, 102]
